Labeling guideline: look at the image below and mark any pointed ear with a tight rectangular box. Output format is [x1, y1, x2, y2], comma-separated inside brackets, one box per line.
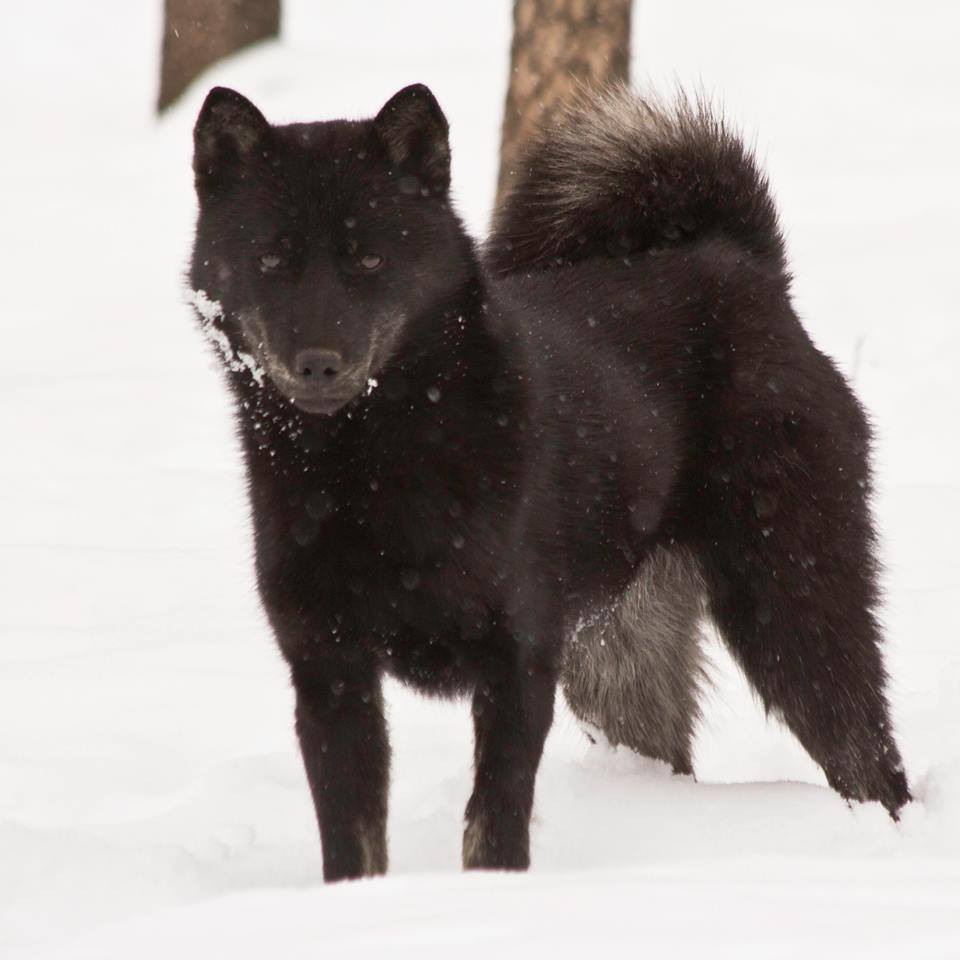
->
[374, 84, 450, 193]
[193, 87, 270, 196]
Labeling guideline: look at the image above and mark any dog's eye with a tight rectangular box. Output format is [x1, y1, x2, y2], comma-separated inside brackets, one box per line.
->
[360, 254, 384, 272]
[259, 253, 283, 273]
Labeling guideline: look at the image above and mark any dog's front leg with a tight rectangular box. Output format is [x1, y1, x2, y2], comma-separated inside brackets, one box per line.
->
[291, 657, 389, 882]
[463, 632, 557, 871]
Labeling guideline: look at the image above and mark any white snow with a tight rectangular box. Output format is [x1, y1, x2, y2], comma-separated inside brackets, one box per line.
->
[188, 289, 265, 385]
[2, 1, 959, 957]
[188, 288, 223, 325]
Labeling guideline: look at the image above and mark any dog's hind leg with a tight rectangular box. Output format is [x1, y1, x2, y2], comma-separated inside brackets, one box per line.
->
[699, 410, 911, 817]
[561, 546, 706, 775]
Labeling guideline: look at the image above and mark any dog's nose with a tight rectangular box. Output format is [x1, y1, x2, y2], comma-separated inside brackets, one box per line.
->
[295, 349, 343, 381]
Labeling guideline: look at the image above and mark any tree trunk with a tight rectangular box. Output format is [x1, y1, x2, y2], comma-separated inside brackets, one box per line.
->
[157, 0, 280, 113]
[496, 0, 631, 206]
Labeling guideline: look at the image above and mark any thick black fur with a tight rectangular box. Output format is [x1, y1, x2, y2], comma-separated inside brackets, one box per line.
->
[189, 84, 910, 881]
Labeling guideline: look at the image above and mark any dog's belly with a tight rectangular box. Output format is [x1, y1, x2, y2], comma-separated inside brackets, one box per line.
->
[379, 631, 479, 696]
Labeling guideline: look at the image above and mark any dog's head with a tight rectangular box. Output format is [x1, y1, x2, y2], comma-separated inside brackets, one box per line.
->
[190, 85, 470, 415]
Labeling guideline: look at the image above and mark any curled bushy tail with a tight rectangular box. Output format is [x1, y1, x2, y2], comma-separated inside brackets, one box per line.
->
[487, 85, 784, 274]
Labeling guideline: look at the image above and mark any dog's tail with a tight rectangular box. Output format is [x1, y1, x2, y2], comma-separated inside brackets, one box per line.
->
[487, 84, 784, 274]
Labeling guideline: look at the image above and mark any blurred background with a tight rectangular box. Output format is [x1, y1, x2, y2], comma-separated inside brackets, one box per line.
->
[1, 2, 958, 957]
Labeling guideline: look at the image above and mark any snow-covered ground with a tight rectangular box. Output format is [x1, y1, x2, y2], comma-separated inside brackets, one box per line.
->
[2, 2, 959, 956]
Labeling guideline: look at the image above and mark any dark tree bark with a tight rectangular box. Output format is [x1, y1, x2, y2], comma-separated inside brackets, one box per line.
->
[496, 0, 632, 206]
[157, 0, 280, 113]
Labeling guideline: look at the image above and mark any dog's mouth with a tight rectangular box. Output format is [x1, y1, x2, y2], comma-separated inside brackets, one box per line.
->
[265, 360, 371, 417]
[287, 392, 358, 416]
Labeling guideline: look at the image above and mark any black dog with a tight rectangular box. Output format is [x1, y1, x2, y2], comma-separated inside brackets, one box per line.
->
[189, 83, 910, 881]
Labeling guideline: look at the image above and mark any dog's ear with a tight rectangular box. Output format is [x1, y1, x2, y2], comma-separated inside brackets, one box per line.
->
[193, 87, 270, 197]
[374, 84, 450, 193]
